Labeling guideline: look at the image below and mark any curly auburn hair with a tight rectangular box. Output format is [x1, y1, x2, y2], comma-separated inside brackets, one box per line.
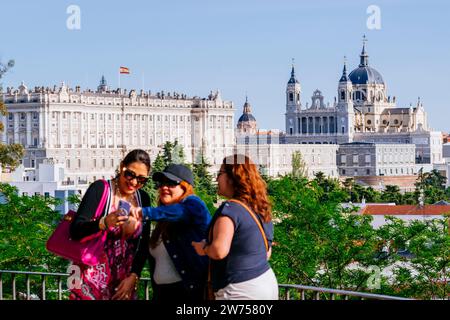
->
[149, 180, 194, 248]
[222, 154, 272, 223]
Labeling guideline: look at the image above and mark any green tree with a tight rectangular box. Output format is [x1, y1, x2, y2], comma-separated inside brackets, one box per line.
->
[192, 154, 217, 213]
[269, 174, 450, 299]
[313, 172, 345, 202]
[152, 152, 166, 173]
[291, 151, 308, 179]
[381, 185, 403, 204]
[0, 59, 24, 171]
[172, 139, 186, 165]
[0, 183, 68, 272]
[268, 175, 383, 294]
[415, 169, 447, 204]
[360, 186, 382, 203]
[376, 216, 450, 299]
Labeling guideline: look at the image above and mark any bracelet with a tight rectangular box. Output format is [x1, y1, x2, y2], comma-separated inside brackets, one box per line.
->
[132, 273, 139, 291]
[99, 216, 107, 231]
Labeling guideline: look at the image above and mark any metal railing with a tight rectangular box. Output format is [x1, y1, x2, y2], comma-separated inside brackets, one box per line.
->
[0, 270, 412, 300]
[0, 270, 152, 300]
[278, 284, 414, 300]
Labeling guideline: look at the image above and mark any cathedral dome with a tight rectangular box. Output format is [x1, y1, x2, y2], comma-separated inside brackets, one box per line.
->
[238, 112, 256, 123]
[237, 97, 258, 135]
[348, 66, 384, 85]
[348, 36, 385, 85]
[237, 100, 256, 123]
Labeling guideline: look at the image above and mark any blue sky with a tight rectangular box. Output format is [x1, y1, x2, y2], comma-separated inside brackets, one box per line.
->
[1, 0, 449, 132]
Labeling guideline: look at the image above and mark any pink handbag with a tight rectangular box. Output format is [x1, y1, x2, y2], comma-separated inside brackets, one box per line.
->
[46, 180, 111, 266]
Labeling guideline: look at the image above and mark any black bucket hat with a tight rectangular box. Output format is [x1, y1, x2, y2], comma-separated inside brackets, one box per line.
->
[152, 164, 194, 186]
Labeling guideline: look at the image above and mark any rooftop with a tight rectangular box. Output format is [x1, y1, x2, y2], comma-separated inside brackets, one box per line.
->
[361, 204, 450, 216]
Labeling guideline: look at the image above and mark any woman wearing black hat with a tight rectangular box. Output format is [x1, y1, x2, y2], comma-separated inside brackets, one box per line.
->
[113, 164, 211, 301]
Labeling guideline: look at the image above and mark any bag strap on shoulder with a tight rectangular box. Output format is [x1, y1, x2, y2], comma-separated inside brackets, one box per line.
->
[227, 199, 269, 252]
[93, 179, 110, 220]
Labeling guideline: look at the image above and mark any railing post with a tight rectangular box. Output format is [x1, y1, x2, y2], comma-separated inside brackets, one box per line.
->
[315, 292, 321, 300]
[41, 275, 46, 300]
[58, 276, 62, 300]
[300, 289, 305, 300]
[145, 280, 149, 301]
[12, 274, 16, 300]
[0, 273, 3, 300]
[26, 275, 31, 300]
[285, 288, 290, 300]
[331, 293, 335, 300]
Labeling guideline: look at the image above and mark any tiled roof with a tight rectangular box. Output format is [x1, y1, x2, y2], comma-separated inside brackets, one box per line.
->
[361, 205, 450, 216]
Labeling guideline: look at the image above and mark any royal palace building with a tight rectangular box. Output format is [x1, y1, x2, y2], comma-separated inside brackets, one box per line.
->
[1, 77, 235, 186]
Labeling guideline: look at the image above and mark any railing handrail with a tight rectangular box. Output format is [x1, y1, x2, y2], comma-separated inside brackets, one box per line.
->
[0, 270, 151, 281]
[0, 270, 70, 277]
[0, 270, 414, 300]
[278, 284, 414, 300]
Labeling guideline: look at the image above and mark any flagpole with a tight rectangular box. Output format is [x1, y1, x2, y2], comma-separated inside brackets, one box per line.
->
[118, 68, 121, 90]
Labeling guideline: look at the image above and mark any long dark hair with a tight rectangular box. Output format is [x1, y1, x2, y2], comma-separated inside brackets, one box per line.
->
[116, 149, 151, 177]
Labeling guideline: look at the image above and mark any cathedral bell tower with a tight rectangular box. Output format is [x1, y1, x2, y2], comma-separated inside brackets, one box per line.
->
[337, 58, 355, 143]
[285, 60, 301, 135]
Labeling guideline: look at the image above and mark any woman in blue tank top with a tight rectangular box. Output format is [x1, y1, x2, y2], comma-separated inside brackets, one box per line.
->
[192, 154, 279, 300]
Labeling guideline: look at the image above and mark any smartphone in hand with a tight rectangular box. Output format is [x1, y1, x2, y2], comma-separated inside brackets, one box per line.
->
[118, 200, 131, 218]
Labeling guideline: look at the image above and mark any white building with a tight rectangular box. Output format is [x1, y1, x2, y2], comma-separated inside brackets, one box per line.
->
[235, 142, 339, 178]
[8, 160, 81, 213]
[283, 37, 443, 165]
[2, 79, 236, 184]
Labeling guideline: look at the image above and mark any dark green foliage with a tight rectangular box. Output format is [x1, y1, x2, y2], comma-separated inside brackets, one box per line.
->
[192, 154, 217, 214]
[0, 183, 68, 272]
[267, 174, 450, 299]
[0, 59, 24, 170]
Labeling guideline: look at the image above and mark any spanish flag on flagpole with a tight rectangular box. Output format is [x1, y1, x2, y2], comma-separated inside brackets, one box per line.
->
[118, 66, 130, 89]
[119, 66, 130, 74]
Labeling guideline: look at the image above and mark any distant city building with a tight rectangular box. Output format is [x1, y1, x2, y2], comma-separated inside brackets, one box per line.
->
[2, 36, 446, 195]
[234, 37, 444, 186]
[236, 97, 257, 135]
[235, 143, 339, 178]
[359, 203, 450, 228]
[2, 79, 236, 185]
[283, 37, 443, 165]
[8, 160, 80, 213]
[337, 142, 416, 177]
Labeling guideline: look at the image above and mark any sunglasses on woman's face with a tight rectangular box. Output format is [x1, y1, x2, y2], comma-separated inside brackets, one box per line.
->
[155, 179, 180, 188]
[122, 168, 149, 185]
